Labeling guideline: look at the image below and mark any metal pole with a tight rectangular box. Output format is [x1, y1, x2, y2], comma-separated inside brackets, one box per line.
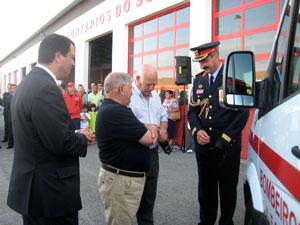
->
[181, 85, 186, 152]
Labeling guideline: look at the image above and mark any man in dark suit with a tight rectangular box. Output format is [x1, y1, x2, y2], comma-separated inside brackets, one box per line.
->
[188, 41, 249, 225]
[6, 83, 17, 149]
[2, 83, 11, 143]
[7, 34, 94, 225]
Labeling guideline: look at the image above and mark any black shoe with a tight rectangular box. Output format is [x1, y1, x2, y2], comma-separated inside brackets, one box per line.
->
[6, 146, 13, 149]
[1, 140, 7, 143]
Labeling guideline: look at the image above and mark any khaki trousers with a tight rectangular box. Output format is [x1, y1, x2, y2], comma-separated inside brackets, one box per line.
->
[98, 167, 146, 225]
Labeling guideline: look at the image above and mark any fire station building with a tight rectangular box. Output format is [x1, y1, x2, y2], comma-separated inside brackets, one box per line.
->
[0, 0, 285, 155]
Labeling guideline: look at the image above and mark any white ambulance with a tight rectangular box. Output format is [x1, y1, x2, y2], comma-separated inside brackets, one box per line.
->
[220, 0, 300, 224]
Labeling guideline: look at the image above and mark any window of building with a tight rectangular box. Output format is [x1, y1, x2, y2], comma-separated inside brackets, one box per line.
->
[217, 0, 241, 11]
[216, 13, 241, 35]
[8, 73, 11, 84]
[14, 70, 18, 84]
[21, 67, 26, 79]
[244, 31, 276, 54]
[3, 75, 6, 90]
[128, 3, 190, 89]
[213, 0, 285, 80]
[244, 2, 276, 29]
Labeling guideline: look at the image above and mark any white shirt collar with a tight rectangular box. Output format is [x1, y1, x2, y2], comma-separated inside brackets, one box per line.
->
[36, 64, 58, 83]
[209, 63, 223, 81]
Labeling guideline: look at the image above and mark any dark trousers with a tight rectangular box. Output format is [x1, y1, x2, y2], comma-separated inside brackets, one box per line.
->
[167, 119, 175, 139]
[195, 144, 240, 225]
[23, 213, 78, 225]
[3, 113, 8, 141]
[71, 118, 81, 130]
[7, 120, 13, 147]
[137, 149, 159, 225]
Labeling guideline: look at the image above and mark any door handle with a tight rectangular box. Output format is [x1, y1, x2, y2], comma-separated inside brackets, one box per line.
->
[291, 146, 300, 159]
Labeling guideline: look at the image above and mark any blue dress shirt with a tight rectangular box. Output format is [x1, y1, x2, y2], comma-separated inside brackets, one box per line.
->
[130, 82, 168, 126]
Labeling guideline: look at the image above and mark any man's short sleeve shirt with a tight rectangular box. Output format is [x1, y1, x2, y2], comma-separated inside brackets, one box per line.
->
[96, 99, 150, 172]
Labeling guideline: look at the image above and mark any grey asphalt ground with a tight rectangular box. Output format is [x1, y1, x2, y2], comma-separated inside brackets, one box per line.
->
[0, 116, 246, 225]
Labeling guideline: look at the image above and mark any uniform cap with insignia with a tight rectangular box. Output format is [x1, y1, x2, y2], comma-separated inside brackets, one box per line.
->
[190, 41, 220, 62]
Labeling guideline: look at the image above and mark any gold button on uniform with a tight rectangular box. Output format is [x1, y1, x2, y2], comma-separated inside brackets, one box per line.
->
[209, 105, 212, 109]
[209, 95, 212, 98]
[209, 116, 212, 119]
[209, 127, 212, 131]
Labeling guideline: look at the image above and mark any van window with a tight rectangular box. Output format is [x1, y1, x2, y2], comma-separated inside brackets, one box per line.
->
[287, 4, 300, 96]
[270, 1, 291, 108]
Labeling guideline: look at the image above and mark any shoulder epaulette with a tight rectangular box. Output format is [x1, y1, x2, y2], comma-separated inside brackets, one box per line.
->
[195, 71, 206, 77]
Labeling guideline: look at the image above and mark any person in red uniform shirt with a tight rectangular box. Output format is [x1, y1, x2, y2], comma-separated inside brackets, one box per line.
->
[64, 82, 83, 130]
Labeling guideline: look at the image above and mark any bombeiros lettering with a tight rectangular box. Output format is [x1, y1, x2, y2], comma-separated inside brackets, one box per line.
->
[260, 169, 299, 225]
[115, 0, 131, 17]
[67, 0, 152, 39]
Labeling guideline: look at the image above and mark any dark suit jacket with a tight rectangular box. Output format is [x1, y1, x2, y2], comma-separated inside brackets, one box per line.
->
[2, 92, 11, 117]
[7, 67, 88, 217]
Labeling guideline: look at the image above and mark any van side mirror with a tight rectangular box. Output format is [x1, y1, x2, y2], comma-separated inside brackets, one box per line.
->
[220, 51, 256, 108]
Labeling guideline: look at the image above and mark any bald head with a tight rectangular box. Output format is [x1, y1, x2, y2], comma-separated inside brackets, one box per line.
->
[141, 64, 157, 80]
[136, 64, 158, 97]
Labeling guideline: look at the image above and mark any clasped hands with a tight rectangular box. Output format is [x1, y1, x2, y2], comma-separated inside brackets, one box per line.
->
[77, 126, 95, 144]
[145, 124, 168, 144]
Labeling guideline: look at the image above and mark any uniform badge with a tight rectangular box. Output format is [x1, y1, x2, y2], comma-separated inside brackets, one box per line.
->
[198, 85, 203, 88]
[196, 89, 204, 94]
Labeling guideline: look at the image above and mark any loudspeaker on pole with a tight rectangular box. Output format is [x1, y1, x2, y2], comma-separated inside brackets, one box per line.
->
[175, 56, 191, 85]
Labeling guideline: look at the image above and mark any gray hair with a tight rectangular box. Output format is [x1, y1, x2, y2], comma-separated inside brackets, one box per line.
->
[104, 72, 131, 94]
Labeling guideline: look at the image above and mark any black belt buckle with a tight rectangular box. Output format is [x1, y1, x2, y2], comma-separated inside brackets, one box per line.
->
[102, 164, 145, 178]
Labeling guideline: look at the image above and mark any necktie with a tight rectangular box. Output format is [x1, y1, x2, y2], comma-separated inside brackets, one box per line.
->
[210, 75, 214, 87]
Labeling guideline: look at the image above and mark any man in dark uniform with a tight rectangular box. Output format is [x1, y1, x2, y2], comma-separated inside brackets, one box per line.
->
[6, 84, 17, 149]
[188, 41, 249, 225]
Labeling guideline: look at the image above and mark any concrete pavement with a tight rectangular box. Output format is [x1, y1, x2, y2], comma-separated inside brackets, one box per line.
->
[0, 115, 246, 224]
[0, 145, 246, 225]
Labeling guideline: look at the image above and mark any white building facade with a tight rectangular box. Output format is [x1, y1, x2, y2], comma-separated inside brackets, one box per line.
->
[0, 0, 285, 157]
[0, 0, 284, 92]
[0, 0, 203, 90]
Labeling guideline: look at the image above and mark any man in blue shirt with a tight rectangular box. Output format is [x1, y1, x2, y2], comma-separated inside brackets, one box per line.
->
[130, 64, 168, 225]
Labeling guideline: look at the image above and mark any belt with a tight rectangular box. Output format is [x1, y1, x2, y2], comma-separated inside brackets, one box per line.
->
[102, 164, 145, 178]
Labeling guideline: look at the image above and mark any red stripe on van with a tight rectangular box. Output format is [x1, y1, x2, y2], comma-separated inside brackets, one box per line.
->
[250, 131, 300, 203]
